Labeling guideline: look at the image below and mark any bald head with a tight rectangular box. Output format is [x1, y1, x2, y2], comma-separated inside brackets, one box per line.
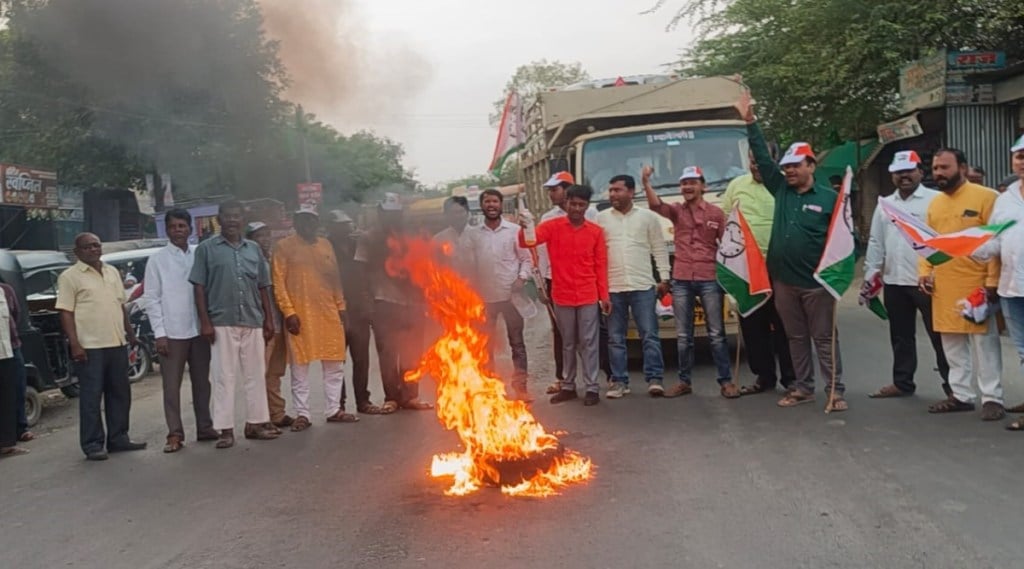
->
[73, 232, 103, 266]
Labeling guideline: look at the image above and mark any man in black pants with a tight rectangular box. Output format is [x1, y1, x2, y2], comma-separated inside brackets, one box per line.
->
[327, 210, 378, 414]
[56, 233, 146, 460]
[864, 151, 950, 398]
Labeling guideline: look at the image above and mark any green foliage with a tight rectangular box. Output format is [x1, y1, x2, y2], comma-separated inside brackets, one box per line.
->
[490, 59, 590, 126]
[0, 0, 415, 206]
[657, 0, 1024, 145]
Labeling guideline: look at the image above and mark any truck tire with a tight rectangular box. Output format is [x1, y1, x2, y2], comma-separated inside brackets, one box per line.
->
[25, 386, 42, 428]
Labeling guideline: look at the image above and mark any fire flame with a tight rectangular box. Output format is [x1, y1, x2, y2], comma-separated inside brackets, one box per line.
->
[387, 236, 592, 497]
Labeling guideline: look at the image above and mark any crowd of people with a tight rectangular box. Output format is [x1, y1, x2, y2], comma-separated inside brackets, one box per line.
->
[2, 89, 1023, 460]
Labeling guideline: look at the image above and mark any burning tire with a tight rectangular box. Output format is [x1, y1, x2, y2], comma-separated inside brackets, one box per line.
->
[481, 444, 565, 487]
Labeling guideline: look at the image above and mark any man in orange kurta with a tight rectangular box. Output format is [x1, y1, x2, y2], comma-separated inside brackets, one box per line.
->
[272, 208, 356, 429]
[919, 149, 1004, 421]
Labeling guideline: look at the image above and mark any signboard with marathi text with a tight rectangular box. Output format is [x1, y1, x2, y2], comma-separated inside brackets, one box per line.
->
[877, 114, 924, 144]
[0, 163, 59, 209]
[945, 50, 1006, 105]
[899, 51, 946, 113]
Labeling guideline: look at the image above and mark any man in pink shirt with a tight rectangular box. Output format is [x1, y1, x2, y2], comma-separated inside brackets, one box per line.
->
[520, 185, 609, 407]
[644, 166, 738, 399]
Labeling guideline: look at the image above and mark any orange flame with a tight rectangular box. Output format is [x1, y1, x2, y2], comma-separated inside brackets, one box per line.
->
[387, 236, 593, 497]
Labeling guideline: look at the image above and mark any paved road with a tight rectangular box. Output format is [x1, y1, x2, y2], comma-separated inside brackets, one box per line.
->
[3, 297, 1023, 569]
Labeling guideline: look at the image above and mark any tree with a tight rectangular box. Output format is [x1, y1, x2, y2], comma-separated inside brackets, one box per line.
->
[653, 0, 1024, 145]
[490, 59, 590, 126]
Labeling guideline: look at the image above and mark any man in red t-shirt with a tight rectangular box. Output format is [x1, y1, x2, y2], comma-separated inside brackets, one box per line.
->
[520, 185, 609, 407]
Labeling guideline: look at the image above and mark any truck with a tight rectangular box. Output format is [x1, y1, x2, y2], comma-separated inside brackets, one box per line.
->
[519, 74, 749, 340]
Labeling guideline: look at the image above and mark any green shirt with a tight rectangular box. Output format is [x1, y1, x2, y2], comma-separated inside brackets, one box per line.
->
[747, 122, 837, 289]
[189, 235, 271, 328]
[721, 173, 775, 254]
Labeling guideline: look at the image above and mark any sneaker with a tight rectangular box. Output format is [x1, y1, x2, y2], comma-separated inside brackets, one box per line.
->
[583, 392, 600, 406]
[550, 390, 578, 405]
[606, 383, 630, 399]
[648, 383, 665, 397]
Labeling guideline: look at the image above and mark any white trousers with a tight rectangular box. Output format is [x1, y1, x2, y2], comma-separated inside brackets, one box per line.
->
[211, 326, 270, 430]
[941, 319, 1003, 405]
[290, 360, 345, 419]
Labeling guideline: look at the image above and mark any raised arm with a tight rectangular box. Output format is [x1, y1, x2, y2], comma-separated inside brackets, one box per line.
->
[736, 88, 785, 195]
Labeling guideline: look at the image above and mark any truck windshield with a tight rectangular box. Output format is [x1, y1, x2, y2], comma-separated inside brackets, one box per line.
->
[581, 126, 749, 200]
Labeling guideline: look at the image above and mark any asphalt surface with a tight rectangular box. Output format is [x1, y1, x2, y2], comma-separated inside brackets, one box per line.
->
[3, 295, 1024, 569]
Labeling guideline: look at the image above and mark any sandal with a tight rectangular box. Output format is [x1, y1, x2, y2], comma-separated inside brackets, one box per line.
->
[545, 382, 561, 395]
[1006, 417, 1024, 431]
[1006, 402, 1024, 413]
[358, 403, 385, 415]
[928, 398, 975, 414]
[664, 383, 693, 398]
[0, 446, 30, 457]
[327, 411, 360, 423]
[739, 382, 771, 396]
[401, 399, 434, 411]
[720, 382, 741, 399]
[380, 401, 400, 414]
[777, 391, 815, 408]
[18, 431, 35, 442]
[825, 396, 848, 413]
[869, 385, 910, 399]
[981, 402, 1006, 422]
[163, 435, 184, 453]
[291, 416, 312, 432]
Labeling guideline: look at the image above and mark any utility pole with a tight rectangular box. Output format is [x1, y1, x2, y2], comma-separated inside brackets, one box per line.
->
[297, 105, 312, 183]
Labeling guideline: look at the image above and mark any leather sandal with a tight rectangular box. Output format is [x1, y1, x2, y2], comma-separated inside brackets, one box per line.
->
[216, 430, 235, 449]
[720, 382, 741, 399]
[928, 397, 975, 414]
[163, 435, 184, 453]
[290, 416, 312, 432]
[327, 410, 360, 423]
[244, 423, 281, 439]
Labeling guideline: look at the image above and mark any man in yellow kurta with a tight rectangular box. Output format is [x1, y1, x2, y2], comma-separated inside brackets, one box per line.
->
[919, 149, 1004, 420]
[272, 207, 356, 429]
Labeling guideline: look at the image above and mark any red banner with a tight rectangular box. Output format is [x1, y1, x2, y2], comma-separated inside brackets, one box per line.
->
[296, 182, 323, 209]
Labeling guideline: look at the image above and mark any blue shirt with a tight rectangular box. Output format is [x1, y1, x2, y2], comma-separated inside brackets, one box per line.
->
[189, 235, 271, 328]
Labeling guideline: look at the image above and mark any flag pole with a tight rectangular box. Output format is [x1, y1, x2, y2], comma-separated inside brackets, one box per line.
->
[732, 307, 743, 382]
[825, 302, 838, 414]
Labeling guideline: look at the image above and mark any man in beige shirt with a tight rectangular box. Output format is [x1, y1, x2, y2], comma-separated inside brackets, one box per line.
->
[57, 233, 145, 461]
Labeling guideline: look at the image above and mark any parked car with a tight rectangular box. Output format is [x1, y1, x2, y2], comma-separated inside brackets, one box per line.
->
[0, 249, 78, 427]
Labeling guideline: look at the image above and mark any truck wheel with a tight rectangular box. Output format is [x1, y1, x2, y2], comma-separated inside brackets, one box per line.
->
[25, 386, 42, 427]
[61, 384, 80, 399]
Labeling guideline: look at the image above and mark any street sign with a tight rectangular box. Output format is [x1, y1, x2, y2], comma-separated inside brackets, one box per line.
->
[296, 182, 322, 209]
[0, 163, 58, 209]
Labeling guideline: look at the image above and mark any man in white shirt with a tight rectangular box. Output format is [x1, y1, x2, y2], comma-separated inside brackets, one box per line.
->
[596, 174, 671, 398]
[537, 172, 609, 393]
[143, 209, 217, 453]
[467, 188, 534, 400]
[864, 151, 950, 399]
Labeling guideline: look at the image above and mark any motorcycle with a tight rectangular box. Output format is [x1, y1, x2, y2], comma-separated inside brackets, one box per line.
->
[126, 288, 157, 383]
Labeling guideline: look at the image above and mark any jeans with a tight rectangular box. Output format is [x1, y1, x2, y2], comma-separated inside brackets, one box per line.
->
[884, 284, 950, 394]
[75, 346, 132, 455]
[484, 301, 528, 379]
[1000, 296, 1024, 374]
[672, 280, 731, 384]
[608, 288, 663, 385]
[553, 303, 602, 394]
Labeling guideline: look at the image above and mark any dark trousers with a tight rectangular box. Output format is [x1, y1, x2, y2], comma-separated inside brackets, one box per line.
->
[774, 282, 843, 396]
[739, 296, 796, 389]
[545, 278, 610, 382]
[0, 352, 19, 448]
[342, 314, 373, 408]
[160, 337, 213, 439]
[884, 284, 950, 394]
[11, 348, 28, 436]
[373, 300, 424, 404]
[75, 346, 131, 455]
[484, 301, 528, 378]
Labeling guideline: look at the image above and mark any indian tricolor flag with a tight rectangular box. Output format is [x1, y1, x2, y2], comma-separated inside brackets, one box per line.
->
[878, 200, 951, 266]
[813, 166, 856, 299]
[716, 206, 771, 317]
[879, 200, 1015, 261]
[488, 91, 526, 177]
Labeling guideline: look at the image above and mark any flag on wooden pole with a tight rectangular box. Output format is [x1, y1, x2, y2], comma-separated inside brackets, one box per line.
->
[813, 166, 856, 299]
[716, 205, 772, 317]
[488, 91, 526, 177]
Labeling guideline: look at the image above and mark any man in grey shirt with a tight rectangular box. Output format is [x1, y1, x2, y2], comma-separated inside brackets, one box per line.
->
[189, 200, 279, 449]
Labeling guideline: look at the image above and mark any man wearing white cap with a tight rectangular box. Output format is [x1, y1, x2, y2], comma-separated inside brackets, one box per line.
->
[973, 134, 1024, 430]
[865, 151, 949, 399]
[536, 172, 609, 394]
[736, 89, 846, 411]
[645, 165, 737, 399]
[272, 207, 355, 429]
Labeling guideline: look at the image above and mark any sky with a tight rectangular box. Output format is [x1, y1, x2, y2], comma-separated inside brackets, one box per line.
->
[331, 0, 693, 186]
